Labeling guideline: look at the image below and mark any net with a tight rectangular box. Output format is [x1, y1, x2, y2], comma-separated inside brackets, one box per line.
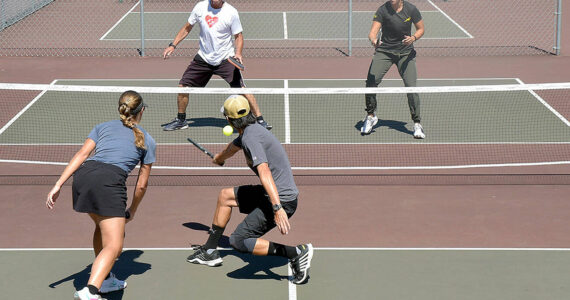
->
[1, 81, 570, 185]
[0, 0, 561, 57]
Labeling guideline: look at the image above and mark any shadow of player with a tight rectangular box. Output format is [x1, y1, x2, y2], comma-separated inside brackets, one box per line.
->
[183, 222, 288, 281]
[48, 250, 151, 299]
[355, 118, 413, 135]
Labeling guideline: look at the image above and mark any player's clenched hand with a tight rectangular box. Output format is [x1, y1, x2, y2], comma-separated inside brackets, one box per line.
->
[274, 209, 290, 235]
[46, 185, 60, 209]
[212, 153, 225, 166]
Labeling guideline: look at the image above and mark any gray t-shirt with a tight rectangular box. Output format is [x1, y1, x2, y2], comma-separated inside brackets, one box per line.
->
[374, 1, 422, 54]
[87, 120, 156, 173]
[233, 123, 299, 201]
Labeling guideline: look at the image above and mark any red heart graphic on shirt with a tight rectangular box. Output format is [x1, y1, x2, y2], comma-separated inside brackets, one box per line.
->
[205, 15, 218, 28]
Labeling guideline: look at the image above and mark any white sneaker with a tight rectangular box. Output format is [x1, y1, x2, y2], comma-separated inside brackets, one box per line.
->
[74, 287, 106, 300]
[413, 123, 426, 139]
[99, 272, 127, 294]
[360, 114, 378, 134]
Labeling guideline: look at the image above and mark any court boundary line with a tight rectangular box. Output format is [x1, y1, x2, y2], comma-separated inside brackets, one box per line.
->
[516, 78, 570, 127]
[426, 0, 473, 38]
[2, 247, 570, 251]
[1, 159, 569, 170]
[283, 12, 288, 40]
[284, 80, 291, 143]
[0, 79, 57, 136]
[100, 1, 140, 41]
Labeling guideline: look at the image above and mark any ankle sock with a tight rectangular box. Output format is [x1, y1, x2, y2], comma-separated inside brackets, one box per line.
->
[87, 284, 99, 295]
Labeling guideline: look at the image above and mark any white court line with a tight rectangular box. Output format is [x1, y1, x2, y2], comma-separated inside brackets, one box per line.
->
[0, 80, 57, 136]
[284, 80, 291, 144]
[516, 78, 570, 127]
[100, 1, 140, 40]
[288, 264, 297, 300]
[283, 12, 288, 40]
[426, 0, 473, 38]
[2, 247, 570, 251]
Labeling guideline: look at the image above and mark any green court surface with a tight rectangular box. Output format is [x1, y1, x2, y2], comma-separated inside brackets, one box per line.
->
[0, 78, 569, 146]
[1, 248, 569, 299]
[102, 11, 470, 41]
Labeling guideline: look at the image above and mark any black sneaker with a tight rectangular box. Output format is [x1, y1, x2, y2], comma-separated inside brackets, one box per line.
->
[162, 118, 189, 131]
[257, 119, 273, 130]
[289, 243, 313, 284]
[186, 246, 223, 267]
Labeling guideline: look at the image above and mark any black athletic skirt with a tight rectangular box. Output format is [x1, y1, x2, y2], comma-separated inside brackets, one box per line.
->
[72, 160, 128, 217]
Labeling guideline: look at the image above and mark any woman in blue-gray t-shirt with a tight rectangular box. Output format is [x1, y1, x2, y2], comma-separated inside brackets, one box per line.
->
[46, 90, 156, 300]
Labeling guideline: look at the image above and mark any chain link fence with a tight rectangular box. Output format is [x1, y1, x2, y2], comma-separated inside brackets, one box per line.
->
[0, 0, 562, 57]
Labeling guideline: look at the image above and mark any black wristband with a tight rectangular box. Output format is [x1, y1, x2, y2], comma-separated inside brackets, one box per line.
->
[169, 42, 176, 49]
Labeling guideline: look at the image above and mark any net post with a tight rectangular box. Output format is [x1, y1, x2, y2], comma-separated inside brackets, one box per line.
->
[347, 0, 353, 57]
[554, 0, 562, 55]
[139, 0, 145, 56]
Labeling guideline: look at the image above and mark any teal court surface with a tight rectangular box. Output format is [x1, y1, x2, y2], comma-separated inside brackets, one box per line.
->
[2, 248, 570, 299]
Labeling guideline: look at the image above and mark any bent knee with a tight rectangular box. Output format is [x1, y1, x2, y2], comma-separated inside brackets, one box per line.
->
[229, 235, 257, 253]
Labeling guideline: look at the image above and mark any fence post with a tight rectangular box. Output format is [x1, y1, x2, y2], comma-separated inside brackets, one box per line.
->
[554, 0, 561, 55]
[348, 0, 352, 56]
[139, 0, 145, 56]
[1, 0, 5, 31]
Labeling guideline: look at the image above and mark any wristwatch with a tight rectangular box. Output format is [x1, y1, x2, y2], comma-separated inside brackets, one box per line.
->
[168, 42, 176, 49]
[272, 203, 282, 212]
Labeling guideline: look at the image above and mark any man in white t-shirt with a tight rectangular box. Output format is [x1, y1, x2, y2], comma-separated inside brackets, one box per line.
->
[162, 0, 271, 131]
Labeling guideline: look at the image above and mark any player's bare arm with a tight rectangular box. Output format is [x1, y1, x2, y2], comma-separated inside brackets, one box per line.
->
[46, 139, 96, 209]
[369, 21, 382, 47]
[257, 163, 290, 235]
[213, 142, 240, 166]
[234, 32, 244, 63]
[403, 19, 424, 46]
[163, 22, 193, 59]
[126, 163, 152, 223]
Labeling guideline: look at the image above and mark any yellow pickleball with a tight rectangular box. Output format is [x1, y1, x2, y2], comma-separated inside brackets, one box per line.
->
[223, 125, 233, 136]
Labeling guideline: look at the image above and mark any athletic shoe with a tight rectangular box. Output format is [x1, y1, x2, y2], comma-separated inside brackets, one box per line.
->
[289, 243, 314, 285]
[413, 123, 426, 139]
[162, 118, 188, 131]
[360, 114, 378, 135]
[99, 272, 127, 294]
[257, 119, 273, 130]
[186, 246, 223, 267]
[73, 287, 106, 300]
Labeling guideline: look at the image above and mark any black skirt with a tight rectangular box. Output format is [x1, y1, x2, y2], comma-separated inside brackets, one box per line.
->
[72, 160, 128, 217]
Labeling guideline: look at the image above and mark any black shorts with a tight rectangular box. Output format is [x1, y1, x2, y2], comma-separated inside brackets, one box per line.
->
[232, 185, 297, 239]
[72, 160, 128, 217]
[179, 54, 245, 88]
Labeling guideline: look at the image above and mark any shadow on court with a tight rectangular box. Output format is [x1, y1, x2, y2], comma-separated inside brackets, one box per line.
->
[48, 250, 151, 300]
[188, 117, 227, 128]
[183, 222, 289, 281]
[354, 119, 413, 135]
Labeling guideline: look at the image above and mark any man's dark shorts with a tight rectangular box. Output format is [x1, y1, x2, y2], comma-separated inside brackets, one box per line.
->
[232, 185, 297, 239]
[179, 54, 245, 88]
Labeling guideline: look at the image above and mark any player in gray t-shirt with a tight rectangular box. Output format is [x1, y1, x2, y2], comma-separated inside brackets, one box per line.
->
[186, 95, 313, 285]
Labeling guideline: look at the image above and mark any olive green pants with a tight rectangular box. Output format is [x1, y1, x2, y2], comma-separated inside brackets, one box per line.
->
[365, 49, 421, 123]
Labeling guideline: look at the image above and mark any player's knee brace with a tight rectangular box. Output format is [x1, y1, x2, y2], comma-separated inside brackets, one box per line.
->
[229, 234, 256, 253]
